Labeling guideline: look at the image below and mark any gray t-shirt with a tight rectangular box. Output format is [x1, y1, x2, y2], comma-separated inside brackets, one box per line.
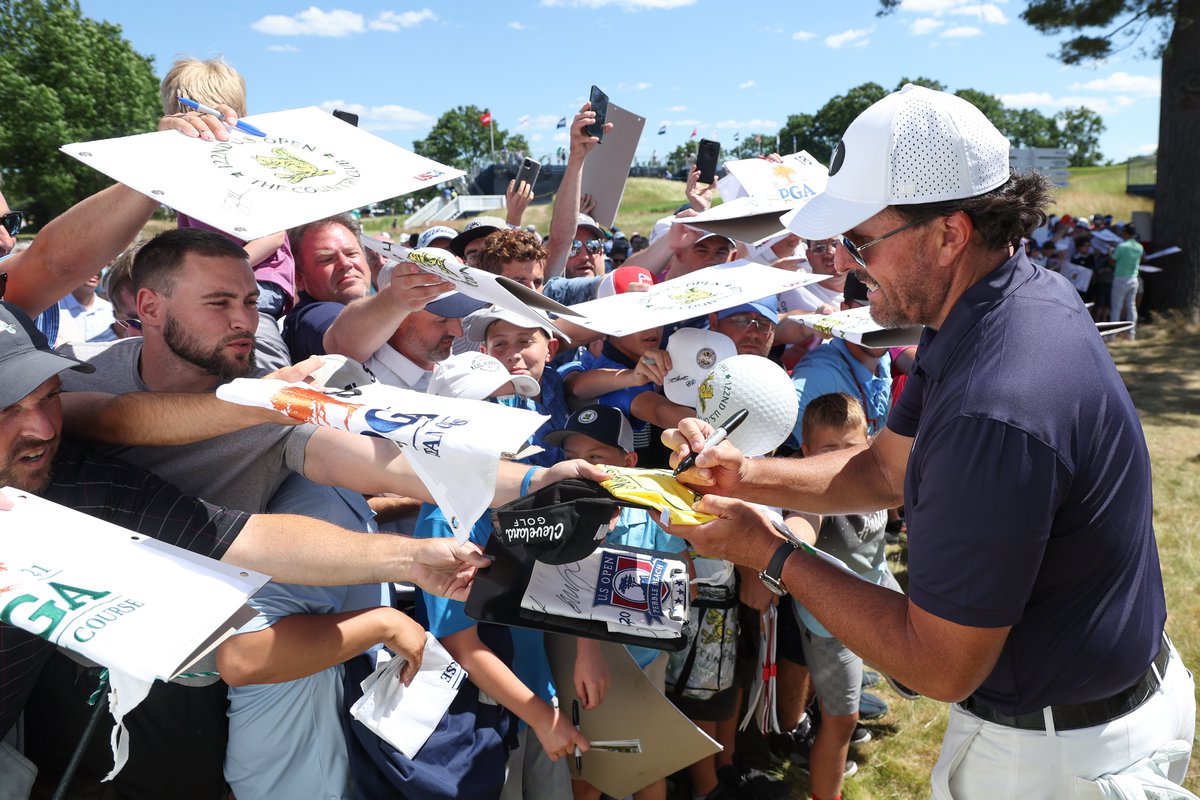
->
[60, 338, 314, 513]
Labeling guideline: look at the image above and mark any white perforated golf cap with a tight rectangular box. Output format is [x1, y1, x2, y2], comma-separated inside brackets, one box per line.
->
[786, 84, 1011, 240]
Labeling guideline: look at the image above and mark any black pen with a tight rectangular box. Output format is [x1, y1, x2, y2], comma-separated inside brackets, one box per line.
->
[672, 408, 749, 477]
[571, 699, 583, 773]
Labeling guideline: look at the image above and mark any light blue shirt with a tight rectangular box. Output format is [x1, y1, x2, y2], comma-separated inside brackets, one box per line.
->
[414, 503, 557, 727]
[225, 476, 385, 800]
[786, 338, 892, 450]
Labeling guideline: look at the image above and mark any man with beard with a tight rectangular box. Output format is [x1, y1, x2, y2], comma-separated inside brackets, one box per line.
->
[664, 84, 1193, 799]
[0, 299, 490, 797]
[32, 228, 598, 797]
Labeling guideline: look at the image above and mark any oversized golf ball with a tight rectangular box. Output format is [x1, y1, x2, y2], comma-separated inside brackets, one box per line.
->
[695, 355, 798, 457]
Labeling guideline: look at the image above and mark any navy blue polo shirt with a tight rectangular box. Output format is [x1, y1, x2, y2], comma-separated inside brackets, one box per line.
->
[281, 291, 344, 363]
[889, 250, 1164, 715]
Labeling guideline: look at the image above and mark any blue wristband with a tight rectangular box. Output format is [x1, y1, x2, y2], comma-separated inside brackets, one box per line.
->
[520, 466, 541, 498]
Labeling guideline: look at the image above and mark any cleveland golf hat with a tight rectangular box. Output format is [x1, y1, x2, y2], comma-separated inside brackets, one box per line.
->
[0, 300, 94, 407]
[786, 84, 1011, 240]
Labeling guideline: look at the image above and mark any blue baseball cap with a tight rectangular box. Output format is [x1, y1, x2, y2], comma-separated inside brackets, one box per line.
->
[543, 405, 634, 454]
[716, 295, 778, 321]
[425, 291, 489, 319]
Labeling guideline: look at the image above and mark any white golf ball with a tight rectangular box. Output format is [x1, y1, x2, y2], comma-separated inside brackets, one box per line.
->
[696, 355, 798, 457]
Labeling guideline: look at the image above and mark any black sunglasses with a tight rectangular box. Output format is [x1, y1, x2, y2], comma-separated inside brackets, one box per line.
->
[2, 211, 23, 238]
[840, 219, 923, 269]
[569, 238, 604, 257]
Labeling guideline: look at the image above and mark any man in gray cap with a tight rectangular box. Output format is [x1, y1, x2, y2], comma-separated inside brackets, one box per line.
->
[0, 298, 492, 775]
[664, 84, 1192, 798]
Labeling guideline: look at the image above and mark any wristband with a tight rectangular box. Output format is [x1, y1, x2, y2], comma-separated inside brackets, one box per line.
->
[520, 466, 541, 498]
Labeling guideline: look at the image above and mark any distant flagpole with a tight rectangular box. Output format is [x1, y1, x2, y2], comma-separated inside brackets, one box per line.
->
[490, 113, 495, 161]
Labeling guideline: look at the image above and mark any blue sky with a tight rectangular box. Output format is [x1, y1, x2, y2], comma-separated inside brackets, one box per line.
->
[82, 1, 1163, 166]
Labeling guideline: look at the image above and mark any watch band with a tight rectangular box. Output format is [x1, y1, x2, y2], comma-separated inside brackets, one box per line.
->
[759, 540, 798, 596]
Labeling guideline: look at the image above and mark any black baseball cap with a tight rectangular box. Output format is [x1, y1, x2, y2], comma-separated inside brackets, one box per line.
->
[0, 301, 94, 407]
[544, 405, 634, 454]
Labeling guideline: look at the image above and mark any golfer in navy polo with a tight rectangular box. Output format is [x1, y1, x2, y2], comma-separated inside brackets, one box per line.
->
[663, 84, 1193, 799]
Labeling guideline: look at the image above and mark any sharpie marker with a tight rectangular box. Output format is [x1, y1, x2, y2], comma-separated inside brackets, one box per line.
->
[177, 97, 266, 137]
[672, 408, 749, 477]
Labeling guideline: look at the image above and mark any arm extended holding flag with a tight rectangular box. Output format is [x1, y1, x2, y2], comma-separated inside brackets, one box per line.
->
[322, 259, 455, 362]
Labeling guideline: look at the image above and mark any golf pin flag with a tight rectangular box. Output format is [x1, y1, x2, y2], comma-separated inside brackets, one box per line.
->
[658, 124, 667, 135]
[480, 111, 492, 126]
[556, 116, 567, 129]
[690, 127, 697, 138]
[518, 114, 530, 127]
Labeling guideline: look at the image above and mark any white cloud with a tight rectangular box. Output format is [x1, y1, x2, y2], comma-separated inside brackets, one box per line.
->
[668, 104, 687, 112]
[1071, 71, 1160, 96]
[530, 114, 562, 128]
[369, 9, 436, 30]
[540, 0, 695, 8]
[618, 81, 652, 91]
[267, 44, 300, 52]
[792, 30, 816, 41]
[529, 133, 544, 142]
[251, 7, 365, 37]
[508, 21, 526, 30]
[665, 118, 701, 126]
[897, 0, 1005, 24]
[738, 80, 756, 90]
[553, 131, 569, 142]
[942, 25, 982, 38]
[899, 0, 961, 12]
[998, 92, 1133, 114]
[826, 27, 871, 49]
[951, 3, 1006, 23]
[910, 17, 943, 34]
[318, 100, 433, 130]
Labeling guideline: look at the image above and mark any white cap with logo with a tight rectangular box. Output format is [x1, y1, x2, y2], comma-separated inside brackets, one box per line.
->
[664, 327, 737, 410]
[426, 351, 540, 401]
[786, 84, 1011, 240]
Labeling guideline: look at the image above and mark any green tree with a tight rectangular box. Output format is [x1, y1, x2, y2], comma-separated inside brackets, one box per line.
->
[809, 82, 890, 162]
[0, 0, 161, 225]
[1000, 107, 1060, 148]
[777, 113, 820, 159]
[412, 105, 529, 172]
[954, 88, 1008, 130]
[1053, 107, 1105, 166]
[666, 139, 697, 173]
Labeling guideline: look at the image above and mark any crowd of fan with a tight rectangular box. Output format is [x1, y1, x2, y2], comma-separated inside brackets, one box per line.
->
[0, 57, 1136, 800]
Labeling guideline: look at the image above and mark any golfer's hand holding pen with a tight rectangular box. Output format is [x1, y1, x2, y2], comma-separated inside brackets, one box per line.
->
[672, 408, 749, 477]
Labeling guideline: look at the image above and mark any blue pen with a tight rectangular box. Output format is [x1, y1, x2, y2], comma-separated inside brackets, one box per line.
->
[177, 97, 266, 137]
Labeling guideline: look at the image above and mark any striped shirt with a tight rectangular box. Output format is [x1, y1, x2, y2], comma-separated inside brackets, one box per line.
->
[0, 440, 249, 737]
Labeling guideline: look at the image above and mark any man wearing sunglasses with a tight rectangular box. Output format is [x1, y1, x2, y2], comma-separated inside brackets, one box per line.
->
[665, 84, 1191, 799]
